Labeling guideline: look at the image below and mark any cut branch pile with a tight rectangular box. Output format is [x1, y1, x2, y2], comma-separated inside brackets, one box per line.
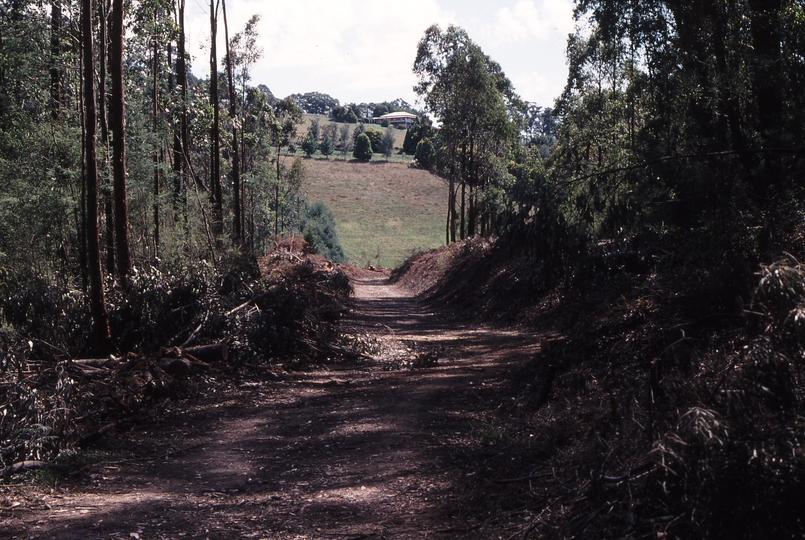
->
[0, 240, 354, 477]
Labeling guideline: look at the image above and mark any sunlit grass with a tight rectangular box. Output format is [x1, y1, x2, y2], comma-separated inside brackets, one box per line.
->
[303, 159, 447, 268]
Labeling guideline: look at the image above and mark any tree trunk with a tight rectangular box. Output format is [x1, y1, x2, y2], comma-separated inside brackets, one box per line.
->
[222, 0, 241, 246]
[275, 144, 281, 239]
[82, 0, 112, 349]
[209, 0, 223, 240]
[152, 8, 160, 256]
[447, 143, 457, 243]
[49, 0, 61, 118]
[110, 0, 132, 284]
[98, 0, 115, 276]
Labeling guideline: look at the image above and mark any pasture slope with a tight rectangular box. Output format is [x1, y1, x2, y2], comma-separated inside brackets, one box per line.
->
[303, 158, 447, 268]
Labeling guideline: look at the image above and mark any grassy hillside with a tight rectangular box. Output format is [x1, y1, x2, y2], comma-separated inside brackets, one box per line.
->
[302, 159, 446, 268]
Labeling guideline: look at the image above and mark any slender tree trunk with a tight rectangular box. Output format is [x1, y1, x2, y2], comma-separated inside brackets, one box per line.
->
[82, 0, 111, 349]
[110, 0, 132, 284]
[49, 0, 61, 118]
[222, 0, 241, 246]
[152, 8, 160, 257]
[172, 0, 190, 225]
[98, 0, 115, 276]
[468, 184, 475, 237]
[98, 0, 109, 143]
[447, 142, 457, 243]
[275, 144, 282, 239]
[467, 138, 476, 236]
[209, 0, 223, 240]
[78, 41, 88, 292]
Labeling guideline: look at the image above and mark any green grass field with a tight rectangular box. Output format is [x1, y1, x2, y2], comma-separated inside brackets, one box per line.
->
[302, 158, 447, 268]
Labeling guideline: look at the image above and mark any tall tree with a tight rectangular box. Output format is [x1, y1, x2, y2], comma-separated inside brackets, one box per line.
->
[98, 0, 115, 276]
[110, 0, 132, 283]
[172, 0, 189, 221]
[267, 97, 303, 238]
[209, 0, 222, 239]
[150, 0, 162, 255]
[221, 0, 241, 246]
[49, 0, 61, 118]
[414, 24, 522, 242]
[82, 0, 111, 348]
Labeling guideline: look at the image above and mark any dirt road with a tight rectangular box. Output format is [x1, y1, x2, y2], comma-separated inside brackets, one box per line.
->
[1, 276, 541, 539]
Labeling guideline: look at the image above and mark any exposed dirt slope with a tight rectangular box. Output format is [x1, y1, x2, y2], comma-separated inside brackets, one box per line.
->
[0, 271, 544, 539]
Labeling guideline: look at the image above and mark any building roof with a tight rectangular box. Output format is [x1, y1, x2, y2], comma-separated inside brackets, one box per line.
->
[378, 112, 417, 120]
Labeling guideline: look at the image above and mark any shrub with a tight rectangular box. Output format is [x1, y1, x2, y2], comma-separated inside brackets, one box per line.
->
[353, 133, 373, 161]
[300, 132, 318, 157]
[364, 127, 384, 153]
[301, 202, 346, 262]
[319, 134, 334, 158]
[415, 138, 436, 169]
[382, 128, 395, 158]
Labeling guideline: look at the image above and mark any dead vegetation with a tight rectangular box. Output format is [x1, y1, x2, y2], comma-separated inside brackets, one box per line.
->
[0, 238, 353, 481]
[398, 238, 805, 538]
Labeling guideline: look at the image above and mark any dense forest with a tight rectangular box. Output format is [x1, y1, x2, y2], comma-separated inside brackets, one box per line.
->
[2, 0, 805, 537]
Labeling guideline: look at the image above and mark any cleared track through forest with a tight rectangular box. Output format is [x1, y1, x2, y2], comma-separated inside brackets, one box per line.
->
[1, 275, 542, 539]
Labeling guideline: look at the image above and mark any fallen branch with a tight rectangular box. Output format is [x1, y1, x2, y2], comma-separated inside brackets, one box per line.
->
[601, 461, 655, 483]
[179, 311, 210, 349]
[300, 338, 375, 363]
[226, 284, 281, 316]
[434, 509, 530, 534]
[1, 460, 59, 477]
[78, 422, 118, 448]
[493, 471, 555, 484]
[72, 357, 120, 369]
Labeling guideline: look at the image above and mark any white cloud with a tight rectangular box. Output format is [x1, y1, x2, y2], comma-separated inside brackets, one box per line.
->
[491, 0, 573, 45]
[181, 0, 572, 106]
[512, 70, 566, 106]
[185, 0, 453, 104]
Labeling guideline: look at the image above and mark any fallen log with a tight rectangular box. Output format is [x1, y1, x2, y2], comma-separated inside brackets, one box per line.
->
[1, 460, 56, 477]
[72, 356, 120, 369]
[159, 357, 192, 377]
[184, 343, 228, 363]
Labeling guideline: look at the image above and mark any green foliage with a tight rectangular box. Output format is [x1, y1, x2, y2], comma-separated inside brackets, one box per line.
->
[414, 138, 436, 169]
[300, 132, 318, 157]
[291, 92, 339, 115]
[414, 24, 524, 240]
[364, 127, 384, 153]
[381, 128, 396, 158]
[331, 105, 359, 123]
[353, 133, 373, 161]
[402, 118, 435, 154]
[302, 202, 345, 262]
[319, 134, 334, 158]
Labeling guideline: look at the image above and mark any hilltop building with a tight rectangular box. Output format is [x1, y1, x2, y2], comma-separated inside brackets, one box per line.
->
[374, 111, 417, 128]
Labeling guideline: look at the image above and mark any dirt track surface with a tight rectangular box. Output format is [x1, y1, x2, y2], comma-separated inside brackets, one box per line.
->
[1, 276, 542, 539]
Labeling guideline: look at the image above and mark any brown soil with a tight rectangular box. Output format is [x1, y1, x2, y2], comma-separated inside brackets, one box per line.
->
[0, 273, 543, 539]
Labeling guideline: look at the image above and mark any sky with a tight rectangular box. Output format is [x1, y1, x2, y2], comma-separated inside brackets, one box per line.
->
[184, 0, 576, 109]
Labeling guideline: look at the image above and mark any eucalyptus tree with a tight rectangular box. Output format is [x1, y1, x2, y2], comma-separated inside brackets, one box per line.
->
[267, 97, 303, 238]
[413, 24, 523, 242]
[172, 0, 189, 220]
[82, 0, 112, 348]
[110, 0, 132, 284]
[209, 0, 222, 239]
[221, 0, 240, 245]
[559, 0, 805, 253]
